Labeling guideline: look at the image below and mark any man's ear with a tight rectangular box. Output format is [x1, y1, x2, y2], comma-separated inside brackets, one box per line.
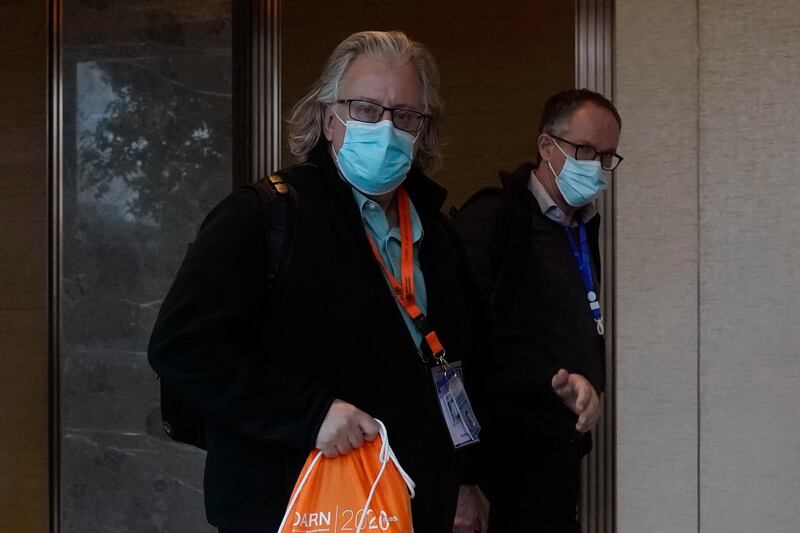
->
[538, 133, 555, 163]
[322, 105, 335, 142]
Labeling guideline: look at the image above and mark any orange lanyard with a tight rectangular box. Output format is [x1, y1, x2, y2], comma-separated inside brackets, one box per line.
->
[365, 187, 446, 363]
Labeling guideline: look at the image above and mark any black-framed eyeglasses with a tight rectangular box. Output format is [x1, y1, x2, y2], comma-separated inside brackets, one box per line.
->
[336, 99, 428, 133]
[550, 134, 624, 171]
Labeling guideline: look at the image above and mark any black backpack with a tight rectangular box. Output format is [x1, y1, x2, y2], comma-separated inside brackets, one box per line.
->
[158, 174, 296, 449]
[448, 166, 534, 303]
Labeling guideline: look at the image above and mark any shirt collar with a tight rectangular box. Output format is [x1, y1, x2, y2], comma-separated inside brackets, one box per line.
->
[528, 169, 597, 226]
[351, 186, 424, 243]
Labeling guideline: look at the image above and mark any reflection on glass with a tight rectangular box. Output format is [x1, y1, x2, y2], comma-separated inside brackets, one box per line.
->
[61, 1, 232, 531]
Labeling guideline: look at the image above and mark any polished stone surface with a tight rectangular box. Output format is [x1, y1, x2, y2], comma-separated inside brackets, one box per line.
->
[61, 1, 232, 530]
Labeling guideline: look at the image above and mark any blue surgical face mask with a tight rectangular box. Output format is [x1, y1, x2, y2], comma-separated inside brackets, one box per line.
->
[548, 139, 608, 207]
[333, 112, 416, 196]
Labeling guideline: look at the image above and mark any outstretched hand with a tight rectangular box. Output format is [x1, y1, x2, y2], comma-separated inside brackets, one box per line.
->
[551, 369, 601, 433]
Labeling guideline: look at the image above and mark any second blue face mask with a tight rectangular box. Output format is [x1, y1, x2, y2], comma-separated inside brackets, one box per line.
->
[548, 139, 608, 207]
[334, 115, 415, 196]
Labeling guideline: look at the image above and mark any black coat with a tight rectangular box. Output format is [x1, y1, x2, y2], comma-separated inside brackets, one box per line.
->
[148, 143, 489, 532]
[451, 164, 604, 445]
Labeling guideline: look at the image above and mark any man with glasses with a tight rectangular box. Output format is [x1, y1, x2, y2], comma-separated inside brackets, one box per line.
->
[451, 89, 622, 532]
[149, 31, 490, 532]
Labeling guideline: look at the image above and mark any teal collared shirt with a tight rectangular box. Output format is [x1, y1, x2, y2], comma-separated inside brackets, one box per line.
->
[352, 187, 427, 348]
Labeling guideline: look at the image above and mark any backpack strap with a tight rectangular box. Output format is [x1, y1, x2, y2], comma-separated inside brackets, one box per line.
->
[159, 176, 297, 450]
[484, 164, 533, 310]
[449, 186, 509, 299]
[246, 174, 296, 290]
[450, 164, 536, 308]
[497, 164, 535, 283]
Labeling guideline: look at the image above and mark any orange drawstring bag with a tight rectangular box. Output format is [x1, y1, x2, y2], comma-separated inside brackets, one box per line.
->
[277, 420, 415, 533]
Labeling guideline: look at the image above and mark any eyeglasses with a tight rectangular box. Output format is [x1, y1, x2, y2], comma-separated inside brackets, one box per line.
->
[336, 99, 428, 133]
[550, 134, 624, 171]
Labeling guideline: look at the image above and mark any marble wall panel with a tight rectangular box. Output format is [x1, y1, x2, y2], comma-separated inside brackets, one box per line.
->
[60, 1, 232, 530]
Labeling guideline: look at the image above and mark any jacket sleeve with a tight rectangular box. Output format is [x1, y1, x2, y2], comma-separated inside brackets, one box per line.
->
[148, 187, 334, 451]
[485, 330, 581, 442]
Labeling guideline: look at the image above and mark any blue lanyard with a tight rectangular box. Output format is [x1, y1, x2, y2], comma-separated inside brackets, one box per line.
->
[563, 221, 604, 335]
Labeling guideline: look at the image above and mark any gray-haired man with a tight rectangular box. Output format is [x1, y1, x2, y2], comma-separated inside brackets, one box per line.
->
[150, 31, 488, 532]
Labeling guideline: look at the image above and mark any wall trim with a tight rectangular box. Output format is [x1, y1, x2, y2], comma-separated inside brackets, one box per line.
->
[576, 0, 616, 531]
[49, 0, 62, 530]
[234, 0, 281, 185]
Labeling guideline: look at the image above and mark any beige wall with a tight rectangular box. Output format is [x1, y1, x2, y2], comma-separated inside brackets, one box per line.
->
[698, 1, 800, 531]
[0, 1, 51, 531]
[615, 1, 800, 532]
[615, 1, 700, 531]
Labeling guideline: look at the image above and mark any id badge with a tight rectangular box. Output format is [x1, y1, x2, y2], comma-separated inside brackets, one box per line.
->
[431, 361, 481, 448]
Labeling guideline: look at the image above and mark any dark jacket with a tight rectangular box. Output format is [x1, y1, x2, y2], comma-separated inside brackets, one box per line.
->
[148, 142, 489, 532]
[451, 163, 604, 445]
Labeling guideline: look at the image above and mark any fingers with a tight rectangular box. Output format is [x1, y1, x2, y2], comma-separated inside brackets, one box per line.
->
[572, 375, 591, 411]
[452, 517, 477, 533]
[590, 394, 601, 424]
[453, 485, 484, 533]
[359, 415, 381, 441]
[320, 443, 340, 458]
[576, 408, 595, 432]
[346, 427, 365, 450]
[576, 413, 590, 433]
[575, 389, 601, 432]
[556, 373, 600, 426]
[477, 486, 490, 532]
[335, 439, 354, 457]
[551, 369, 572, 399]
[322, 428, 361, 458]
[551, 368, 569, 388]
[315, 400, 377, 457]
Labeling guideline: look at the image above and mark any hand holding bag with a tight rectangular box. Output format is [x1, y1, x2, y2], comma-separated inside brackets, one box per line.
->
[278, 420, 415, 533]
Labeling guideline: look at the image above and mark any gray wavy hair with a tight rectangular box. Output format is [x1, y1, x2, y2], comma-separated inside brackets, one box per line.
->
[286, 31, 444, 174]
